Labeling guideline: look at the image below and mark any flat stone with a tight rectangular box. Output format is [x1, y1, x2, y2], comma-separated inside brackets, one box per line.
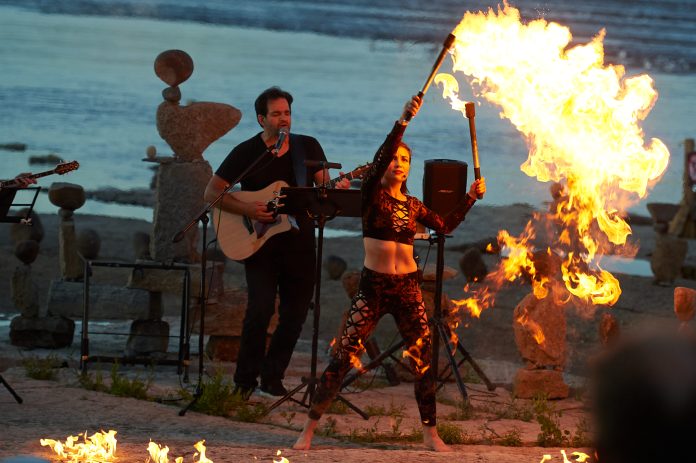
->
[651, 234, 688, 284]
[324, 255, 347, 280]
[14, 240, 39, 265]
[458, 247, 488, 283]
[513, 368, 569, 399]
[10, 210, 44, 244]
[124, 319, 170, 357]
[421, 263, 458, 282]
[9, 315, 75, 349]
[126, 260, 196, 295]
[156, 101, 241, 162]
[205, 334, 271, 362]
[151, 161, 212, 262]
[46, 280, 152, 320]
[58, 219, 83, 280]
[154, 49, 194, 87]
[48, 182, 85, 211]
[189, 289, 278, 336]
[11, 265, 40, 316]
[674, 286, 696, 322]
[513, 292, 567, 369]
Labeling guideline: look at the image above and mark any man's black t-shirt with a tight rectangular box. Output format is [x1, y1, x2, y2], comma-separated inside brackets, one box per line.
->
[215, 132, 327, 249]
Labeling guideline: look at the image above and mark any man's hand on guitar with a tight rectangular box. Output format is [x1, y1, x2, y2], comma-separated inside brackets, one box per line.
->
[335, 173, 351, 189]
[248, 201, 276, 223]
[4, 173, 36, 190]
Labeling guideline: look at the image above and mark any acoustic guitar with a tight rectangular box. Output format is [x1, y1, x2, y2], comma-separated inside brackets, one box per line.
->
[213, 163, 370, 260]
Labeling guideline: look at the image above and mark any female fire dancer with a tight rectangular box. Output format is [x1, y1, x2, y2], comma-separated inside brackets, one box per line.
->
[293, 95, 486, 452]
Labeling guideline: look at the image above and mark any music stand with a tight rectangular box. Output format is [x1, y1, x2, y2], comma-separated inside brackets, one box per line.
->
[263, 186, 368, 419]
[0, 186, 40, 224]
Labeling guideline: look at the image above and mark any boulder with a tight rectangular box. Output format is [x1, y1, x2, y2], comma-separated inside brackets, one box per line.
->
[324, 255, 347, 280]
[9, 315, 75, 349]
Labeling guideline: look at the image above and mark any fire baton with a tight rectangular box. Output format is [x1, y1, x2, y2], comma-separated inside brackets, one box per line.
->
[404, 33, 457, 121]
[465, 102, 482, 182]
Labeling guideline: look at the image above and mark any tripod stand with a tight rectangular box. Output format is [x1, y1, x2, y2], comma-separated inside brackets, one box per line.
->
[429, 233, 495, 400]
[1, 374, 23, 404]
[264, 186, 368, 419]
[174, 145, 277, 416]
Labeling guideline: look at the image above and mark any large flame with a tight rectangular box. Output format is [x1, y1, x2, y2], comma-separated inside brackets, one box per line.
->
[40, 430, 118, 463]
[440, 3, 669, 324]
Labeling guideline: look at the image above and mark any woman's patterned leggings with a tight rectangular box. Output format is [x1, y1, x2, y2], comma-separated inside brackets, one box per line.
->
[308, 267, 437, 426]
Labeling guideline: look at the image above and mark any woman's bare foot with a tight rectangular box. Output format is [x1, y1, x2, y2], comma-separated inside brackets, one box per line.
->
[292, 418, 319, 450]
[423, 425, 452, 452]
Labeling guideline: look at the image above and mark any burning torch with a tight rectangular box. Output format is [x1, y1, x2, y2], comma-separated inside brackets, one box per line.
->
[404, 33, 457, 121]
[465, 102, 482, 184]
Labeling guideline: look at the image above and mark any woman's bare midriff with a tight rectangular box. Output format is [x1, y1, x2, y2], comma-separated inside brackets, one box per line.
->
[363, 237, 418, 274]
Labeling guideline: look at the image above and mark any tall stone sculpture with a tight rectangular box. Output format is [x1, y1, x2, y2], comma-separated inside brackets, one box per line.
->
[151, 49, 241, 262]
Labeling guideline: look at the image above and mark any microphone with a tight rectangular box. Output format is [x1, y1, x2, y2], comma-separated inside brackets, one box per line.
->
[272, 127, 288, 155]
[304, 160, 342, 169]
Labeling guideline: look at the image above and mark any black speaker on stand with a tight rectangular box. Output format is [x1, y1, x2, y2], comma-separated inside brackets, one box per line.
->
[423, 159, 469, 216]
[422, 159, 495, 401]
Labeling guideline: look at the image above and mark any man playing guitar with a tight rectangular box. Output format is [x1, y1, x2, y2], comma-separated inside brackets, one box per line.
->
[204, 87, 350, 399]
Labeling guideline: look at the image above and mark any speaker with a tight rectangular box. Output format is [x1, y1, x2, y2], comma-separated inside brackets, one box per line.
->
[423, 159, 468, 216]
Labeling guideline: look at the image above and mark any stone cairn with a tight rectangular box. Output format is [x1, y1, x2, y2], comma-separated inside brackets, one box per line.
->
[124, 49, 242, 359]
[674, 286, 696, 334]
[9, 210, 74, 348]
[512, 297, 569, 398]
[648, 138, 695, 284]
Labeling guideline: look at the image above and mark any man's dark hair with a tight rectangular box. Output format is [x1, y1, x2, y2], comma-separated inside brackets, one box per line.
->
[255, 86, 293, 117]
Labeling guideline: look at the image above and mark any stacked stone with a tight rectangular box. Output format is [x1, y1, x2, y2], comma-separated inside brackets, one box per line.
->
[8, 210, 74, 348]
[150, 49, 241, 263]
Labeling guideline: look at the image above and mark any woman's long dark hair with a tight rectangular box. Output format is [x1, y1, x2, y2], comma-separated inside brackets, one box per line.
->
[398, 141, 411, 195]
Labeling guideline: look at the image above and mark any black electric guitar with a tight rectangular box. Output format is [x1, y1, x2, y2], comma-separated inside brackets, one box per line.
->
[0, 161, 80, 189]
[213, 163, 370, 260]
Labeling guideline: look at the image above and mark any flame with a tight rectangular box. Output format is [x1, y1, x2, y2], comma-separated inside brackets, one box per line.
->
[402, 337, 431, 375]
[193, 440, 213, 463]
[273, 450, 290, 463]
[516, 307, 546, 346]
[438, 3, 669, 314]
[539, 450, 591, 462]
[40, 430, 118, 463]
[147, 441, 183, 463]
[348, 338, 365, 371]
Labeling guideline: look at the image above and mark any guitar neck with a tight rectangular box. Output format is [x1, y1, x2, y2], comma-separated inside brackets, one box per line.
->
[321, 171, 359, 189]
[0, 169, 55, 189]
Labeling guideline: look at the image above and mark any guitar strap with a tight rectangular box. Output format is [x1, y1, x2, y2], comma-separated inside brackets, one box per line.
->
[289, 133, 308, 187]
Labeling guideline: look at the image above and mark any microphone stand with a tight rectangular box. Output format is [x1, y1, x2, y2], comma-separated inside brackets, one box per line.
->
[176, 145, 276, 416]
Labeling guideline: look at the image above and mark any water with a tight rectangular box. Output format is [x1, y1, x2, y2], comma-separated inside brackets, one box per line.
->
[1, 3, 695, 221]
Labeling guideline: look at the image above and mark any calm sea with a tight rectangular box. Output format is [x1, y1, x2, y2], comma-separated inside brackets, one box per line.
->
[1, 1, 695, 220]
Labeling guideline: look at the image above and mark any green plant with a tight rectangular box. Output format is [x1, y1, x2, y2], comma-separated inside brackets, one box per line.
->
[570, 417, 593, 448]
[78, 369, 107, 393]
[108, 363, 151, 400]
[533, 394, 564, 447]
[22, 355, 61, 380]
[436, 422, 468, 445]
[444, 400, 475, 421]
[178, 370, 267, 422]
[180, 370, 239, 417]
[235, 401, 268, 423]
[326, 399, 349, 414]
[318, 416, 338, 437]
[279, 411, 296, 427]
[364, 404, 387, 416]
[499, 427, 523, 446]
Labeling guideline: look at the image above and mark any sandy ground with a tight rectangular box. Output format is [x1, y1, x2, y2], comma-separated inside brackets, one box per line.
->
[1, 203, 694, 462]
